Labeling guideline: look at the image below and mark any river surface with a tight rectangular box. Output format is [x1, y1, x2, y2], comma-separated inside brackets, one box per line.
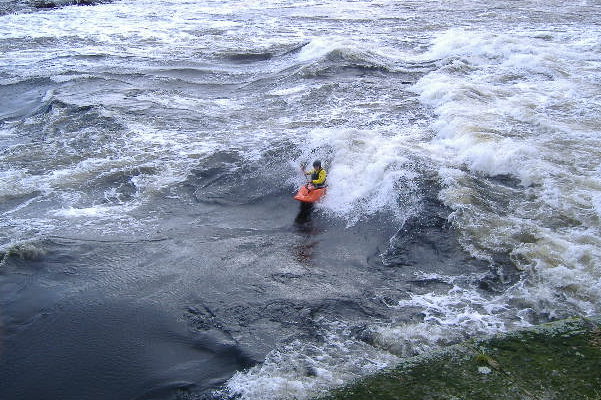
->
[1, 1, 600, 399]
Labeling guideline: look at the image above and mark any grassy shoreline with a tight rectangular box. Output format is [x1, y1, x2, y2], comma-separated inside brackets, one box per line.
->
[319, 317, 601, 400]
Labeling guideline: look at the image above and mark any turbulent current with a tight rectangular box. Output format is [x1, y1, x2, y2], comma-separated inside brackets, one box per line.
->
[1, 1, 600, 399]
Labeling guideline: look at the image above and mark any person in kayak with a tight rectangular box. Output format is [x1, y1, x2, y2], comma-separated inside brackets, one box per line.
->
[303, 160, 327, 190]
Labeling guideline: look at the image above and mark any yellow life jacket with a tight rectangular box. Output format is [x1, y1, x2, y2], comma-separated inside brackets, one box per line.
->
[308, 168, 327, 187]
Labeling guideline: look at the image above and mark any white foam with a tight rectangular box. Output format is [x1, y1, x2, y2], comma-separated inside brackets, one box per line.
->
[0, 126, 17, 139]
[267, 85, 308, 96]
[292, 127, 423, 225]
[50, 73, 95, 83]
[413, 27, 601, 319]
[297, 38, 348, 62]
[222, 269, 529, 400]
[223, 321, 399, 400]
[295, 37, 400, 71]
[53, 205, 112, 218]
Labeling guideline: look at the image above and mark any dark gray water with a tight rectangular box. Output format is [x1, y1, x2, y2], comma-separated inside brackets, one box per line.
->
[1, 1, 601, 399]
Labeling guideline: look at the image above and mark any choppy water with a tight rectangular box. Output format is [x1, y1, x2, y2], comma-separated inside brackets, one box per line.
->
[1, 1, 600, 399]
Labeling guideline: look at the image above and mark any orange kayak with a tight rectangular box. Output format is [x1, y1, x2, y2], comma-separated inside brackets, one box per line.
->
[293, 185, 327, 203]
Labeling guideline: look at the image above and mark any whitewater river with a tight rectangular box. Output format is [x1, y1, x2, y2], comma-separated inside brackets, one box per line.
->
[1, 1, 600, 399]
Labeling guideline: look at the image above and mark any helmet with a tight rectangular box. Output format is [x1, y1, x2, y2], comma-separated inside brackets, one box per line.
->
[312, 160, 322, 168]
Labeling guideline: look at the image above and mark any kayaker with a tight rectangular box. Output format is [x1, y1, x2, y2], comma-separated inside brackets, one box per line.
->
[303, 160, 327, 189]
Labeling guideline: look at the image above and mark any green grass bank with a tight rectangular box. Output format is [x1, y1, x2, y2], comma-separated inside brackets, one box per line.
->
[319, 317, 601, 400]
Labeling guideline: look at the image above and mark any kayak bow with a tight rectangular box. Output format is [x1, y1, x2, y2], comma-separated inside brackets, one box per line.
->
[294, 185, 326, 203]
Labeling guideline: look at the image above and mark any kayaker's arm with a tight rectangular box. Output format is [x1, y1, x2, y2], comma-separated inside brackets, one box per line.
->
[300, 164, 311, 176]
[311, 169, 326, 185]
